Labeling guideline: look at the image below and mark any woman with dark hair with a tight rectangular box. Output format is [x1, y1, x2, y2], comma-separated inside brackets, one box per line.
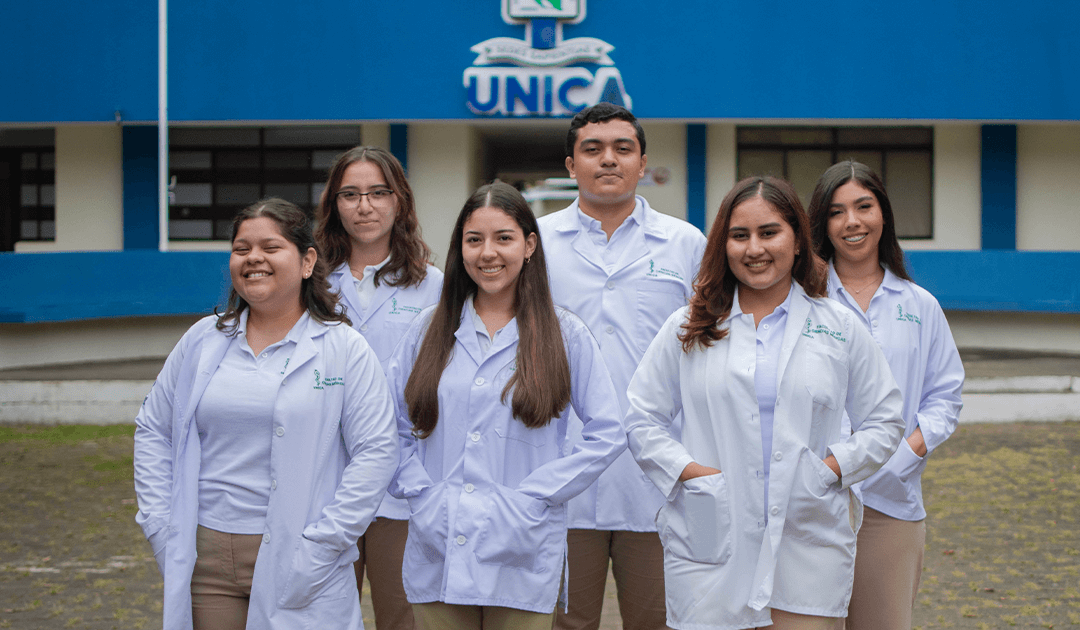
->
[386, 182, 626, 630]
[624, 177, 904, 630]
[315, 146, 442, 629]
[807, 162, 964, 630]
[135, 198, 398, 630]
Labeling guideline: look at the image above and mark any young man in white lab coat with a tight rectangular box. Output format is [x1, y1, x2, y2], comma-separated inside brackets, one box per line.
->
[537, 103, 707, 630]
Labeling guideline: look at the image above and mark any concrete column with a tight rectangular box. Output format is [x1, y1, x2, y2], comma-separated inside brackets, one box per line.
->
[408, 124, 480, 268]
[54, 125, 124, 251]
[705, 123, 737, 232]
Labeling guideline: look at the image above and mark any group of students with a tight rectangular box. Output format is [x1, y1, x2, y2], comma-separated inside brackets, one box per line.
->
[134, 103, 964, 630]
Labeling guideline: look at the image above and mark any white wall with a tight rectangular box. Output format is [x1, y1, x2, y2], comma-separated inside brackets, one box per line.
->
[0, 315, 200, 371]
[408, 124, 481, 269]
[361, 123, 391, 151]
[901, 124, 982, 251]
[15, 125, 124, 252]
[705, 123, 737, 233]
[947, 311, 1080, 354]
[1017, 124, 1080, 251]
[635, 122, 687, 221]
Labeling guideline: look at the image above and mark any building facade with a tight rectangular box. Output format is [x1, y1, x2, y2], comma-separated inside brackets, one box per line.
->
[2, 0, 1078, 369]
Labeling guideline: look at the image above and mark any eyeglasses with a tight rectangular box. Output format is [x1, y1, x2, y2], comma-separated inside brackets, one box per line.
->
[335, 189, 395, 209]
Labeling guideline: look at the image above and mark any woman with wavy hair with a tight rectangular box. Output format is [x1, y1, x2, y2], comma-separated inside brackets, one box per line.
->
[624, 177, 904, 629]
[135, 198, 398, 630]
[808, 161, 963, 630]
[316, 146, 442, 629]
[386, 182, 626, 630]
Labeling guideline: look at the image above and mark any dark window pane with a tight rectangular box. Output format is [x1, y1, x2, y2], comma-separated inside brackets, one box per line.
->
[738, 149, 784, 179]
[886, 151, 932, 238]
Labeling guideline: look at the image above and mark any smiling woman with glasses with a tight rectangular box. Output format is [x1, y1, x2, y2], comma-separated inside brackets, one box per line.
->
[315, 146, 444, 630]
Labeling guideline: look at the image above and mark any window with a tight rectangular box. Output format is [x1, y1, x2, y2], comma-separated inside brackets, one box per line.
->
[17, 150, 55, 241]
[169, 126, 363, 240]
[737, 126, 933, 238]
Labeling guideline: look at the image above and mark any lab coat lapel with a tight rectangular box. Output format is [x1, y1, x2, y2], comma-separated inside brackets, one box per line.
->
[568, 228, 607, 272]
[776, 283, 811, 391]
[281, 317, 328, 382]
[331, 263, 364, 322]
[363, 279, 399, 326]
[178, 331, 231, 440]
[453, 308, 485, 367]
[612, 219, 649, 274]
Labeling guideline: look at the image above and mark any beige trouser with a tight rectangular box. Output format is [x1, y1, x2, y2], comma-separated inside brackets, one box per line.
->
[757, 608, 844, 629]
[414, 601, 555, 630]
[355, 517, 414, 630]
[554, 529, 668, 630]
[190, 525, 262, 630]
[845, 507, 926, 630]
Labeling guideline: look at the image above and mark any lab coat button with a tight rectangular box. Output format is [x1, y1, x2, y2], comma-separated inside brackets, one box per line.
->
[605, 325, 614, 334]
[360, 324, 368, 332]
[456, 535, 467, 545]
[474, 377, 485, 386]
[770, 506, 780, 516]
[271, 479, 277, 490]
[263, 533, 271, 544]
[275, 427, 285, 437]
[470, 432, 481, 442]
[762, 323, 770, 330]
[606, 282, 615, 290]
[464, 483, 475, 493]
[773, 451, 782, 461]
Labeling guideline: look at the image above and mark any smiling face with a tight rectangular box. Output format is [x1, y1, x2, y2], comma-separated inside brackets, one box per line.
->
[726, 196, 798, 305]
[461, 206, 537, 307]
[230, 216, 317, 316]
[336, 160, 399, 257]
[827, 180, 884, 267]
[565, 119, 647, 211]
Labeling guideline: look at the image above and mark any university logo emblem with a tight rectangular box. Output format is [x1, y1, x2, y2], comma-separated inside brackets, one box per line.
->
[465, 0, 633, 116]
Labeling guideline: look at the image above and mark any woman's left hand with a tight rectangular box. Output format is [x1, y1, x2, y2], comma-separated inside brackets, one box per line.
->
[906, 426, 928, 457]
[823, 454, 842, 481]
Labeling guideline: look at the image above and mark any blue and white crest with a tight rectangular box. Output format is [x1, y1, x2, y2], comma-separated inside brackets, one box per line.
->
[464, 0, 632, 116]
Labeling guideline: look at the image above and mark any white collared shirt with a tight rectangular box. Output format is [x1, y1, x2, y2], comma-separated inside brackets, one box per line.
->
[351, 254, 392, 312]
[193, 310, 309, 533]
[575, 201, 645, 272]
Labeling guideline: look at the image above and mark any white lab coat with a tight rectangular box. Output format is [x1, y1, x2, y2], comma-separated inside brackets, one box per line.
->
[134, 314, 398, 630]
[625, 283, 904, 629]
[537, 197, 707, 531]
[387, 306, 627, 613]
[328, 261, 443, 520]
[828, 262, 964, 521]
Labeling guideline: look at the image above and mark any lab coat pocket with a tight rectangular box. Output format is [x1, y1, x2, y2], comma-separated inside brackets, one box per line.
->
[784, 452, 849, 547]
[474, 484, 561, 573]
[406, 481, 448, 565]
[634, 281, 687, 353]
[656, 473, 733, 565]
[277, 535, 352, 609]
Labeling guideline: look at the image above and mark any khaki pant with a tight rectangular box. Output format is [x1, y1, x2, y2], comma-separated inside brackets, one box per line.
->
[190, 525, 261, 630]
[758, 608, 844, 629]
[414, 601, 555, 630]
[554, 529, 668, 630]
[355, 517, 414, 630]
[845, 507, 926, 630]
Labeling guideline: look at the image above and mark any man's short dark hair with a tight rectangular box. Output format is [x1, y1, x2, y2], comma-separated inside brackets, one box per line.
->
[565, 103, 646, 157]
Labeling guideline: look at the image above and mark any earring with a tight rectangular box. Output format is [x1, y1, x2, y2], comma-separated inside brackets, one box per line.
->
[525, 256, 531, 264]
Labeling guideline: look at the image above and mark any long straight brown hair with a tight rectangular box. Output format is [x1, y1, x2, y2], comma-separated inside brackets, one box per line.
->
[404, 182, 571, 438]
[806, 160, 912, 281]
[679, 177, 827, 352]
[315, 146, 432, 288]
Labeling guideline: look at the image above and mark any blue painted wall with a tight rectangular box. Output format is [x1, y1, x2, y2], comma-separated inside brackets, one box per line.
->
[2, 250, 1078, 323]
[2, 0, 1078, 122]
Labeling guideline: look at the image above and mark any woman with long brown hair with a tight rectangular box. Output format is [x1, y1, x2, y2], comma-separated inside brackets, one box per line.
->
[135, 199, 398, 630]
[808, 161, 964, 630]
[385, 182, 626, 630]
[624, 177, 904, 629]
[315, 146, 442, 629]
